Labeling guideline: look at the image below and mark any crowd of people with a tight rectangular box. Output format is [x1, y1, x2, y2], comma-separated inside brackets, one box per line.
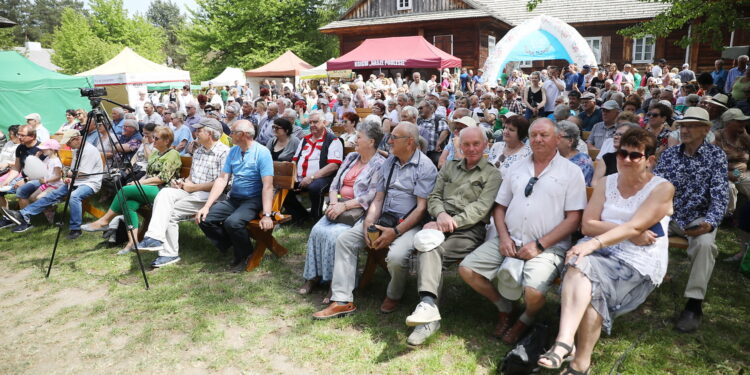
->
[0, 54, 749, 373]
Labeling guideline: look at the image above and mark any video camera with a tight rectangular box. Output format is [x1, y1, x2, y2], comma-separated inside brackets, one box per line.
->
[80, 87, 108, 97]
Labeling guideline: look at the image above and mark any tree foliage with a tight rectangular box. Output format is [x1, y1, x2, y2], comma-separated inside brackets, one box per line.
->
[147, 0, 186, 68]
[179, 0, 350, 82]
[49, 0, 167, 74]
[0, 0, 85, 46]
[527, 0, 750, 50]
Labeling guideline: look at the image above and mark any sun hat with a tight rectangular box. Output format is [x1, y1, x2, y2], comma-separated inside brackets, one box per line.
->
[706, 93, 729, 109]
[60, 129, 82, 144]
[722, 108, 750, 123]
[601, 100, 621, 111]
[674, 107, 712, 127]
[25, 113, 41, 122]
[496, 257, 524, 300]
[453, 116, 477, 128]
[580, 92, 595, 100]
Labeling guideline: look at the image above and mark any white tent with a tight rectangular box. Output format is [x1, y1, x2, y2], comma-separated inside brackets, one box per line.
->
[76, 47, 190, 107]
[200, 67, 246, 87]
[300, 61, 328, 80]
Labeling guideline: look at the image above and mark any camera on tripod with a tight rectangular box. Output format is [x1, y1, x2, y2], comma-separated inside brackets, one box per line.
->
[80, 87, 107, 97]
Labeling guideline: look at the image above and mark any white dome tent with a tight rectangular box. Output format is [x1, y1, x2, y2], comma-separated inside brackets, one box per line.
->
[200, 67, 246, 88]
[482, 15, 598, 86]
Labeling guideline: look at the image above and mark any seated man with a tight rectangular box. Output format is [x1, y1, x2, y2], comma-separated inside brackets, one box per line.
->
[313, 122, 437, 320]
[404, 125, 501, 346]
[286, 110, 343, 221]
[0, 124, 43, 216]
[114, 119, 143, 162]
[2, 129, 103, 237]
[653, 107, 728, 333]
[137, 118, 229, 267]
[196, 120, 274, 272]
[459, 118, 586, 344]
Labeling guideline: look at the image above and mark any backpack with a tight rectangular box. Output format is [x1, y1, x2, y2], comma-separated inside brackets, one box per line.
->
[498, 323, 549, 375]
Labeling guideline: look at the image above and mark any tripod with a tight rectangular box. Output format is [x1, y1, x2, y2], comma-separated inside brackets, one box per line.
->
[46, 92, 151, 289]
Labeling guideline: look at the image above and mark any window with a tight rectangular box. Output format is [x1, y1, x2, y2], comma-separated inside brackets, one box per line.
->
[585, 37, 602, 63]
[632, 35, 655, 63]
[519, 61, 533, 68]
[397, 0, 412, 10]
[434, 35, 453, 55]
[488, 35, 496, 55]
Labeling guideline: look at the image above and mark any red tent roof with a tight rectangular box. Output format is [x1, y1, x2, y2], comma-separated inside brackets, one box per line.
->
[327, 36, 461, 71]
[245, 50, 313, 77]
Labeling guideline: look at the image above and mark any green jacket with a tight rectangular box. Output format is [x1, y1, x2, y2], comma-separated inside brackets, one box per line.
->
[428, 158, 502, 229]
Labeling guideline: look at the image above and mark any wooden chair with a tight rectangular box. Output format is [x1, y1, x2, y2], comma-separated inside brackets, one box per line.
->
[359, 246, 388, 289]
[588, 149, 599, 160]
[179, 156, 192, 179]
[343, 146, 355, 158]
[582, 131, 591, 141]
[356, 107, 372, 120]
[331, 125, 346, 136]
[245, 161, 296, 271]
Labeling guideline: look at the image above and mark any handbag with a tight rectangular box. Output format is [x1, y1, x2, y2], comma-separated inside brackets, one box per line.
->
[498, 323, 549, 375]
[332, 207, 365, 226]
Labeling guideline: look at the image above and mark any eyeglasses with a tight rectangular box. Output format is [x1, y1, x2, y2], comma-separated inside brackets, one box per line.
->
[18, 133, 29, 137]
[647, 112, 661, 118]
[230, 130, 246, 135]
[613, 132, 627, 137]
[524, 177, 539, 197]
[616, 149, 646, 161]
[390, 134, 410, 141]
[272, 125, 282, 130]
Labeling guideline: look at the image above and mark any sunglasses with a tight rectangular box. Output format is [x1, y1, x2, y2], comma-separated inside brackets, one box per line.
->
[615, 149, 646, 161]
[647, 112, 662, 118]
[524, 177, 539, 197]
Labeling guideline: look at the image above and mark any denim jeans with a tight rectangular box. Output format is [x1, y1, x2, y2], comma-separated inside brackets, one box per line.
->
[16, 180, 42, 199]
[20, 184, 95, 230]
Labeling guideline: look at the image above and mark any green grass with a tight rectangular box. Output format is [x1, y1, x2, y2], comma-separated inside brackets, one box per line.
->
[0, 208, 749, 374]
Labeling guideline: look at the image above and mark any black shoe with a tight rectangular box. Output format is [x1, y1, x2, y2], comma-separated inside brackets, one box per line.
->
[68, 230, 82, 240]
[0, 217, 14, 229]
[675, 309, 702, 333]
[11, 223, 33, 233]
[2, 208, 26, 226]
[228, 258, 248, 273]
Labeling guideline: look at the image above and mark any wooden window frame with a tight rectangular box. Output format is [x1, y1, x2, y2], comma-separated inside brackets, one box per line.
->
[632, 35, 656, 64]
[397, 0, 412, 11]
[584, 36, 602, 63]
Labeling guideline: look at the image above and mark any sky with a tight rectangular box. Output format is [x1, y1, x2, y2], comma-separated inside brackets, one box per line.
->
[84, 0, 198, 16]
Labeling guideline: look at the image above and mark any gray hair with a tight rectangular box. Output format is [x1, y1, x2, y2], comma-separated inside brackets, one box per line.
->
[112, 107, 124, 116]
[204, 126, 222, 141]
[396, 121, 419, 142]
[282, 108, 297, 119]
[123, 119, 139, 129]
[356, 119, 384, 148]
[308, 110, 325, 122]
[280, 98, 292, 108]
[617, 122, 641, 130]
[400, 105, 418, 120]
[124, 113, 137, 120]
[173, 110, 186, 121]
[556, 120, 580, 148]
[553, 104, 571, 121]
[530, 117, 559, 134]
[233, 119, 255, 137]
[458, 126, 488, 144]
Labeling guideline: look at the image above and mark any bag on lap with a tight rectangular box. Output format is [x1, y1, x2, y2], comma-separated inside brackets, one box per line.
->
[332, 207, 365, 227]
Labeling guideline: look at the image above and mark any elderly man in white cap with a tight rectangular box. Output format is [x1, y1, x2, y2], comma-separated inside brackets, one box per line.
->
[25, 113, 49, 142]
[586, 100, 621, 150]
[654, 106, 728, 333]
[404, 124, 501, 346]
[2, 129, 103, 238]
[136, 118, 229, 268]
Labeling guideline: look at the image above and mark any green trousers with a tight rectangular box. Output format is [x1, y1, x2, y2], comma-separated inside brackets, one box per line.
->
[109, 185, 160, 227]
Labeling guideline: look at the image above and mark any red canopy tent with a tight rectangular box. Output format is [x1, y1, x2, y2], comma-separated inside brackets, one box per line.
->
[327, 36, 461, 71]
[245, 50, 313, 77]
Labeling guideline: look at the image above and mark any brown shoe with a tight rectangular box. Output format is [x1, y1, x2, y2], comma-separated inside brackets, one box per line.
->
[312, 302, 356, 320]
[492, 312, 513, 338]
[380, 297, 400, 313]
[502, 320, 529, 345]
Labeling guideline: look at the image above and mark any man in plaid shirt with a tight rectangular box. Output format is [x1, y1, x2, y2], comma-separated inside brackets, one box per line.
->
[416, 100, 450, 165]
[503, 87, 525, 115]
[136, 118, 230, 268]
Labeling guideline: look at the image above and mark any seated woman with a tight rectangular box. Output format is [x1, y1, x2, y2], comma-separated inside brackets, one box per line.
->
[538, 128, 674, 374]
[591, 123, 640, 188]
[339, 112, 359, 147]
[487, 115, 531, 178]
[266, 118, 300, 162]
[81, 126, 182, 254]
[298, 119, 385, 304]
[557, 120, 594, 186]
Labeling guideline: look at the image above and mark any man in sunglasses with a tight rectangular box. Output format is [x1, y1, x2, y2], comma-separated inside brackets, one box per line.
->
[654, 106, 728, 333]
[459, 118, 587, 344]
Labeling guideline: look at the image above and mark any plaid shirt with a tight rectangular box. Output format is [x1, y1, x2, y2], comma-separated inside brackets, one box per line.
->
[503, 99, 524, 115]
[416, 114, 449, 152]
[190, 141, 230, 184]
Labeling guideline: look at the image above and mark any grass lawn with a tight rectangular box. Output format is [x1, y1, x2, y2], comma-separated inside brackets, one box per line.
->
[0, 208, 749, 374]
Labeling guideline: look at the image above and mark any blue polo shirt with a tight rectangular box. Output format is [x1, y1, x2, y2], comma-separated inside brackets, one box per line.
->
[223, 142, 274, 199]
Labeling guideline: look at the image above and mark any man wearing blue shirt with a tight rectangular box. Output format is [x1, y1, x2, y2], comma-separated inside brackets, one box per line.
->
[111, 107, 125, 136]
[654, 107, 728, 333]
[196, 119, 275, 272]
[711, 59, 728, 93]
[724, 55, 748, 94]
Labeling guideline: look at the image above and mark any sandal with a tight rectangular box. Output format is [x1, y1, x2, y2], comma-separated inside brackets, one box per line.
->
[537, 341, 574, 369]
[321, 288, 332, 305]
[560, 362, 590, 375]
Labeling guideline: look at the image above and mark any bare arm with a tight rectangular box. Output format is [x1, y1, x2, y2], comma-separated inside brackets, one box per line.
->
[195, 171, 230, 223]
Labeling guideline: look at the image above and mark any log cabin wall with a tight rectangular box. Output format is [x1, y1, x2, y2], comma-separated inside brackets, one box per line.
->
[342, 0, 471, 19]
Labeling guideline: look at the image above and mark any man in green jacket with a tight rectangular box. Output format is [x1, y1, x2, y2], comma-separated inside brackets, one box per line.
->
[404, 124, 502, 346]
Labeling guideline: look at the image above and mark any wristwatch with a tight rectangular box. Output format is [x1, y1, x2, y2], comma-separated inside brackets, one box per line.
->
[535, 239, 545, 252]
[263, 212, 273, 218]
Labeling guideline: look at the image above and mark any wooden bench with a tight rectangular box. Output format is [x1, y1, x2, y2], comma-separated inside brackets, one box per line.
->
[588, 149, 599, 160]
[356, 107, 372, 120]
[245, 161, 296, 271]
[582, 131, 591, 141]
[343, 146, 355, 158]
[360, 246, 388, 289]
[331, 125, 346, 136]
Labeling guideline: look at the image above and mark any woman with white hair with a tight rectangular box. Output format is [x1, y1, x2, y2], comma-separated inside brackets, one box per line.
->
[557, 120, 594, 186]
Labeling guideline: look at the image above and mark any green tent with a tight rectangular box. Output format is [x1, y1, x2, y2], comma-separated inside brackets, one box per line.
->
[0, 51, 93, 134]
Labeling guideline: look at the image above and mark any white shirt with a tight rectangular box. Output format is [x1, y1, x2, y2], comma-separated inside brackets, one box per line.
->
[144, 113, 164, 125]
[389, 109, 400, 123]
[542, 78, 563, 112]
[596, 138, 615, 160]
[72, 143, 104, 192]
[651, 66, 663, 83]
[35, 125, 50, 142]
[473, 107, 498, 129]
[495, 152, 587, 249]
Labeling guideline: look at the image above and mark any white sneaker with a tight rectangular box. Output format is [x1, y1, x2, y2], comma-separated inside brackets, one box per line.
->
[407, 321, 440, 346]
[405, 301, 441, 327]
